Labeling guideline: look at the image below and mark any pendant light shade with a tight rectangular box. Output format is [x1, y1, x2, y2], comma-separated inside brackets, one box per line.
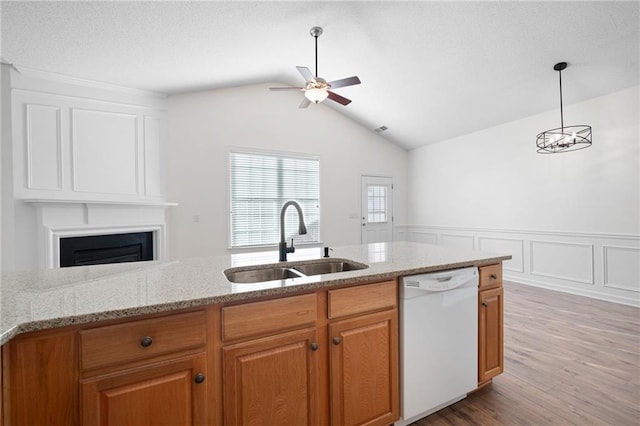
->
[536, 62, 592, 154]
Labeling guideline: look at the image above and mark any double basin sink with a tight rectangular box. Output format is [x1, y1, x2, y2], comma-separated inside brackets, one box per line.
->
[224, 258, 369, 284]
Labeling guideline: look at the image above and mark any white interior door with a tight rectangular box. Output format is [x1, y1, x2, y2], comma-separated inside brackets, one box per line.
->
[361, 176, 394, 244]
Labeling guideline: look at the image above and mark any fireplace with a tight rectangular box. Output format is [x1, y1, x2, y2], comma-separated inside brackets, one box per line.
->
[60, 232, 154, 268]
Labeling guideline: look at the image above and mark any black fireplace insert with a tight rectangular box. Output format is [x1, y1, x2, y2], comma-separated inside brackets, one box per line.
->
[60, 232, 154, 267]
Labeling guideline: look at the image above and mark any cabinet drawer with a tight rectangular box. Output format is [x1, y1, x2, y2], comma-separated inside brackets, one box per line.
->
[328, 280, 397, 319]
[479, 264, 502, 290]
[222, 293, 317, 341]
[80, 311, 206, 371]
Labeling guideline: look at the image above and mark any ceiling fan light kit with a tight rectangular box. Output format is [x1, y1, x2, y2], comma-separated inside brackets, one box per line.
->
[536, 62, 592, 154]
[269, 26, 361, 108]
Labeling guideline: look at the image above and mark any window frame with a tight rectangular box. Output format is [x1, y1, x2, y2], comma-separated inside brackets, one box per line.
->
[226, 146, 322, 251]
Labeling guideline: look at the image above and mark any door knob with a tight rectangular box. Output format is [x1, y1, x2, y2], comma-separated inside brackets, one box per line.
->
[310, 342, 319, 351]
[194, 373, 205, 384]
[332, 337, 341, 345]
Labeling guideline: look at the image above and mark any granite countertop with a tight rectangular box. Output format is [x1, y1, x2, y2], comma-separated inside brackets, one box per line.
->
[0, 241, 511, 345]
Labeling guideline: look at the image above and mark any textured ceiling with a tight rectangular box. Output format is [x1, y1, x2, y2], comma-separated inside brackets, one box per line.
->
[1, 1, 638, 150]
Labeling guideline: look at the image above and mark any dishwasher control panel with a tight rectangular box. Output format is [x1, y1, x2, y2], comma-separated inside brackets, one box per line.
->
[402, 267, 478, 292]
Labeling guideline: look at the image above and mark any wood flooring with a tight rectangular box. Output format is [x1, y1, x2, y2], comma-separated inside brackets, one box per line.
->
[413, 281, 640, 426]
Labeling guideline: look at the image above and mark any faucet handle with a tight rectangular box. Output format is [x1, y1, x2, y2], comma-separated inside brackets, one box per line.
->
[289, 238, 295, 253]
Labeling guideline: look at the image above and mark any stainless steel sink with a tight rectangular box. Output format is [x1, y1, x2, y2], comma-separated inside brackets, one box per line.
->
[224, 267, 305, 284]
[292, 261, 365, 276]
[224, 258, 369, 284]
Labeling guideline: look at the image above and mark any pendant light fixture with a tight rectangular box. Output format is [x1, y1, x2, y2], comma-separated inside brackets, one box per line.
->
[536, 62, 592, 153]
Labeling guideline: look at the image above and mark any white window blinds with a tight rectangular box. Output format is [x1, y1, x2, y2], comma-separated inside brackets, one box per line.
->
[229, 150, 320, 248]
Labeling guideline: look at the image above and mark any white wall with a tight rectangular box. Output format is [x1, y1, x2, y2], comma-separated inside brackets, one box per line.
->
[166, 83, 408, 259]
[404, 86, 640, 306]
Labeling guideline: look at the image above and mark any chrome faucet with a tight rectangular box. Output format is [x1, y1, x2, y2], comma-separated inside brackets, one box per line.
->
[279, 201, 308, 262]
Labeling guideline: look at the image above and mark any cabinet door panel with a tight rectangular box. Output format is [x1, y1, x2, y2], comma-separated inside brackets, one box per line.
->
[329, 310, 399, 426]
[81, 354, 207, 426]
[223, 328, 319, 425]
[479, 287, 504, 383]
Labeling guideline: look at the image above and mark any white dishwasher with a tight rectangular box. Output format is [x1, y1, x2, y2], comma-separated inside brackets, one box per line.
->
[395, 267, 478, 426]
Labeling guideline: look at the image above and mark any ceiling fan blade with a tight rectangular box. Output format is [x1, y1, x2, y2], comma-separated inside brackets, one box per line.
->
[269, 86, 304, 91]
[327, 91, 352, 106]
[296, 66, 316, 83]
[328, 76, 361, 89]
[299, 97, 311, 109]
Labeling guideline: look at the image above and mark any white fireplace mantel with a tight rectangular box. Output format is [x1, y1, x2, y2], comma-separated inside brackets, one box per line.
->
[23, 199, 176, 269]
[23, 199, 178, 207]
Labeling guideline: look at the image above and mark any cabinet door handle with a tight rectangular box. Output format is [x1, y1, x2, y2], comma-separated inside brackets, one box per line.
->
[140, 336, 153, 347]
[194, 373, 205, 384]
[490, 274, 497, 279]
[332, 337, 341, 345]
[482, 301, 488, 307]
[310, 342, 319, 351]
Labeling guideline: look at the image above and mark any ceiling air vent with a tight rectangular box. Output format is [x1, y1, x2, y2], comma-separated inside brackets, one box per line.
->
[374, 125, 388, 133]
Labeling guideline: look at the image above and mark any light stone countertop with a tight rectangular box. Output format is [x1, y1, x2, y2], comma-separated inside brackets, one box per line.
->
[0, 241, 510, 345]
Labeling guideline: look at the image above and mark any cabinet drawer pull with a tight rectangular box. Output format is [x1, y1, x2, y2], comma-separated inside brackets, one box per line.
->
[140, 336, 153, 347]
[194, 373, 205, 384]
[490, 274, 497, 280]
[310, 342, 319, 351]
[332, 337, 341, 345]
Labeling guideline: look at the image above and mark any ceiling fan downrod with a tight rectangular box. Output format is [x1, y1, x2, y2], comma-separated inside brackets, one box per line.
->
[310, 26, 323, 78]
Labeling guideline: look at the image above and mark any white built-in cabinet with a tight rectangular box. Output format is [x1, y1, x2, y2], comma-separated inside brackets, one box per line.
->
[10, 67, 168, 202]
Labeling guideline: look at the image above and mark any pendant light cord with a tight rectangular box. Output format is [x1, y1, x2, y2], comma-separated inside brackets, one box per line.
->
[558, 68, 564, 132]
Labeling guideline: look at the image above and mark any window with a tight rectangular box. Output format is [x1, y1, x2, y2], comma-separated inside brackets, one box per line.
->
[367, 185, 388, 223]
[229, 149, 320, 248]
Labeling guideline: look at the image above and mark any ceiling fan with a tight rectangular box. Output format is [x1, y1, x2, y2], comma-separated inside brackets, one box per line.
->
[270, 26, 361, 108]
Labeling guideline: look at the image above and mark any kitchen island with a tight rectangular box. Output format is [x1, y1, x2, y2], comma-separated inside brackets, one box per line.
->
[0, 241, 510, 425]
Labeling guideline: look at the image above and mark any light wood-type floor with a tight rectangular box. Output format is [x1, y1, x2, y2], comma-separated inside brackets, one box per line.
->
[414, 281, 640, 425]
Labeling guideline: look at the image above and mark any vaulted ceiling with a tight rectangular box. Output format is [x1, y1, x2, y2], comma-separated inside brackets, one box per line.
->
[2, 1, 638, 150]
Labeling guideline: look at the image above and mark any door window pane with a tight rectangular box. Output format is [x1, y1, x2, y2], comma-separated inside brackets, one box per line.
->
[367, 185, 387, 223]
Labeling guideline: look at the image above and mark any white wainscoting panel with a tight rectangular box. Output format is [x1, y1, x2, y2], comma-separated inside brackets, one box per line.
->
[441, 234, 474, 250]
[530, 240, 594, 285]
[479, 237, 524, 273]
[143, 116, 164, 196]
[396, 224, 639, 306]
[408, 231, 438, 244]
[26, 104, 62, 190]
[72, 109, 139, 195]
[604, 246, 640, 292]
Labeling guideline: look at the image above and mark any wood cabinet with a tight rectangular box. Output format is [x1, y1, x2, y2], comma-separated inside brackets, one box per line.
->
[81, 354, 208, 425]
[478, 264, 504, 385]
[223, 328, 320, 425]
[1, 348, 3, 426]
[328, 310, 398, 426]
[221, 280, 399, 426]
[327, 281, 399, 426]
[79, 311, 209, 426]
[2, 310, 209, 426]
[4, 329, 79, 425]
